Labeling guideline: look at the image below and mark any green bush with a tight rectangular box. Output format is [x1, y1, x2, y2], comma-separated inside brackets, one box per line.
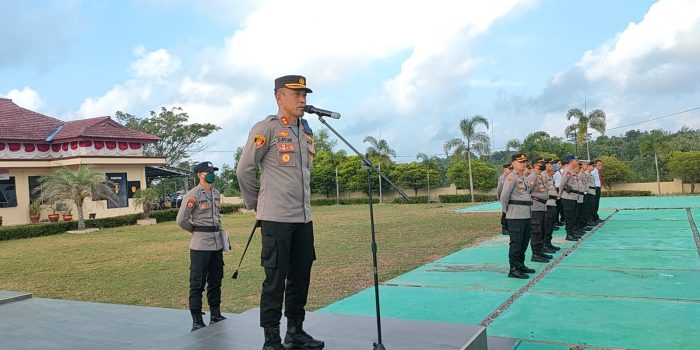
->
[438, 194, 497, 203]
[391, 196, 429, 204]
[151, 208, 179, 222]
[84, 214, 141, 229]
[0, 221, 74, 241]
[601, 190, 653, 197]
[221, 203, 245, 214]
[310, 198, 380, 206]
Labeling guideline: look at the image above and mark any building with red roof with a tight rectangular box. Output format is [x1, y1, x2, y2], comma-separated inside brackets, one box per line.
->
[0, 98, 172, 226]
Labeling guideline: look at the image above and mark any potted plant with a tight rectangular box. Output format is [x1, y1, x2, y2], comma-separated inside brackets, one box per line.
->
[47, 205, 60, 223]
[29, 202, 42, 223]
[63, 208, 73, 221]
[133, 187, 159, 225]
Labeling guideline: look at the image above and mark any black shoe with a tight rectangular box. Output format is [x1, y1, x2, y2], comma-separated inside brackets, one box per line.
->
[542, 246, 557, 254]
[191, 310, 206, 332]
[518, 264, 536, 273]
[284, 319, 325, 349]
[566, 234, 579, 241]
[538, 251, 554, 259]
[508, 267, 529, 279]
[531, 255, 550, 263]
[210, 306, 226, 324]
[263, 327, 284, 350]
[546, 243, 561, 251]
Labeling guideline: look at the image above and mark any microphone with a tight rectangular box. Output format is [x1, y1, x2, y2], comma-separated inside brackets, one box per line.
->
[304, 105, 341, 119]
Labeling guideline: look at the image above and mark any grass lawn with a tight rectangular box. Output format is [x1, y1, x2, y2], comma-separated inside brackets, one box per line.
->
[0, 203, 499, 313]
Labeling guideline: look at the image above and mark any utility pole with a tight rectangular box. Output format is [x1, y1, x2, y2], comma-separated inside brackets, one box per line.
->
[427, 171, 431, 203]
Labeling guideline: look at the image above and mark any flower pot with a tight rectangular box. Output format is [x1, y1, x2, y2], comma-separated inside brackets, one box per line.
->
[48, 214, 60, 223]
[63, 214, 73, 221]
[30, 215, 40, 223]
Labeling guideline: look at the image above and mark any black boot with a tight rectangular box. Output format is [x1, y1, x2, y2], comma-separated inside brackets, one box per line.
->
[263, 327, 284, 350]
[284, 318, 325, 349]
[190, 310, 206, 332]
[518, 263, 535, 274]
[537, 250, 553, 259]
[545, 241, 561, 251]
[565, 232, 579, 241]
[210, 306, 226, 324]
[508, 265, 529, 279]
[531, 254, 549, 263]
[542, 245, 557, 253]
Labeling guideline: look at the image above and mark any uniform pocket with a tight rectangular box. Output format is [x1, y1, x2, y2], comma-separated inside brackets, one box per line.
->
[260, 235, 277, 268]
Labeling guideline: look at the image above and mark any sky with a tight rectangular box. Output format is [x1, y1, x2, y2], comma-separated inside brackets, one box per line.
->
[2, 0, 700, 167]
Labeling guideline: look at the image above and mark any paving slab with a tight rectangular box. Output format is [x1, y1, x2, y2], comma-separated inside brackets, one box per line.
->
[386, 263, 531, 292]
[319, 285, 510, 325]
[582, 234, 697, 251]
[488, 293, 700, 350]
[455, 196, 700, 213]
[561, 248, 700, 270]
[532, 266, 700, 300]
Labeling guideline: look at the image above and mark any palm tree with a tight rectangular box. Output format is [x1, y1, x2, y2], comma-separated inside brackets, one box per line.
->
[639, 129, 669, 195]
[363, 136, 396, 203]
[38, 165, 116, 230]
[505, 139, 521, 152]
[564, 108, 606, 159]
[133, 188, 160, 219]
[443, 115, 490, 203]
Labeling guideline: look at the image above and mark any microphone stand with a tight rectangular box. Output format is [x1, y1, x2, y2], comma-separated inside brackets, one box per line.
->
[314, 115, 409, 350]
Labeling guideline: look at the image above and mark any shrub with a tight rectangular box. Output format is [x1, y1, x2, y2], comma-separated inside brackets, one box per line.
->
[391, 196, 429, 204]
[0, 222, 74, 241]
[310, 198, 380, 206]
[438, 194, 496, 203]
[221, 203, 245, 214]
[601, 190, 653, 197]
[151, 208, 179, 222]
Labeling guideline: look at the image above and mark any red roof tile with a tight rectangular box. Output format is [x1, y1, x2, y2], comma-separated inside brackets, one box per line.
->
[53, 116, 160, 142]
[0, 98, 160, 143]
[0, 98, 63, 141]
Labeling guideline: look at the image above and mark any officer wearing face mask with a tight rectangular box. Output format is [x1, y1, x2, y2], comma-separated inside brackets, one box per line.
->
[176, 161, 227, 332]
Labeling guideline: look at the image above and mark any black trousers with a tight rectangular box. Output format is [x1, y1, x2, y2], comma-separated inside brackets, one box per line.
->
[575, 201, 584, 228]
[507, 218, 531, 266]
[189, 249, 224, 311]
[260, 221, 316, 328]
[544, 205, 557, 243]
[500, 212, 507, 232]
[583, 194, 594, 223]
[530, 211, 545, 252]
[556, 196, 564, 223]
[562, 199, 577, 233]
[594, 187, 601, 219]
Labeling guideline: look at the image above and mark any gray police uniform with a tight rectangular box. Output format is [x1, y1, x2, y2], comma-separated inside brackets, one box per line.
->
[542, 171, 559, 249]
[176, 184, 225, 314]
[496, 173, 507, 233]
[573, 172, 585, 229]
[583, 170, 596, 225]
[527, 172, 548, 257]
[236, 114, 317, 329]
[500, 171, 532, 268]
[558, 165, 579, 238]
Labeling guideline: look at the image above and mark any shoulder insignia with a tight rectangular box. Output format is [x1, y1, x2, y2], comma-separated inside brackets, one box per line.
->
[253, 134, 267, 148]
[280, 116, 289, 126]
[186, 197, 196, 208]
[507, 178, 514, 184]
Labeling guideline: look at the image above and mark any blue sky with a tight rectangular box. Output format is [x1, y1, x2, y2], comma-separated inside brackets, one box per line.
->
[2, 0, 699, 166]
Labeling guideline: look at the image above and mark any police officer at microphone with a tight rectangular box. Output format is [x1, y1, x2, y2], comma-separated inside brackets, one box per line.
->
[176, 161, 227, 331]
[237, 75, 324, 350]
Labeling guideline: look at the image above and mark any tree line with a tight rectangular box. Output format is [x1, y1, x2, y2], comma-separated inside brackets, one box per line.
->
[116, 107, 700, 198]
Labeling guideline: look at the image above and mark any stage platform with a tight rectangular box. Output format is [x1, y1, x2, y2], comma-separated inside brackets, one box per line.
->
[0, 293, 513, 350]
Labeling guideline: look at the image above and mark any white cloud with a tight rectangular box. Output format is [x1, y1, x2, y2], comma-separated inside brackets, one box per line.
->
[3, 87, 46, 111]
[78, 81, 153, 118]
[530, 0, 700, 137]
[129, 48, 181, 80]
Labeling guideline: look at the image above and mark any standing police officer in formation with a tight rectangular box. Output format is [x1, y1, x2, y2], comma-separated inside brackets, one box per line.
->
[582, 162, 598, 227]
[591, 159, 603, 222]
[526, 157, 552, 263]
[553, 159, 565, 226]
[500, 154, 536, 279]
[541, 158, 561, 253]
[496, 164, 513, 235]
[572, 162, 588, 233]
[558, 155, 581, 241]
[237, 75, 324, 350]
[176, 161, 227, 331]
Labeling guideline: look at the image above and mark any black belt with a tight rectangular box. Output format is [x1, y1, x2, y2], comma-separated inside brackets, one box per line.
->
[192, 225, 220, 232]
[509, 200, 532, 206]
[549, 195, 558, 200]
[566, 190, 583, 195]
[589, 186, 596, 189]
[532, 197, 547, 204]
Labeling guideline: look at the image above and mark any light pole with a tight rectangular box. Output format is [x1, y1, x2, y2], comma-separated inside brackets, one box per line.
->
[586, 133, 592, 161]
[335, 166, 340, 205]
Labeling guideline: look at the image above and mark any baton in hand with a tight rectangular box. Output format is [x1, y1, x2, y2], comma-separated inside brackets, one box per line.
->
[231, 219, 261, 280]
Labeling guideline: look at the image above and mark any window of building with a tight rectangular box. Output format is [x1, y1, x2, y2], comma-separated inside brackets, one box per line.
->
[28, 176, 43, 204]
[0, 177, 18, 208]
[106, 173, 128, 208]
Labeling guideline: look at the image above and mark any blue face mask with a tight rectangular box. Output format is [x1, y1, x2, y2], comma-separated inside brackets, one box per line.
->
[553, 164, 559, 171]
